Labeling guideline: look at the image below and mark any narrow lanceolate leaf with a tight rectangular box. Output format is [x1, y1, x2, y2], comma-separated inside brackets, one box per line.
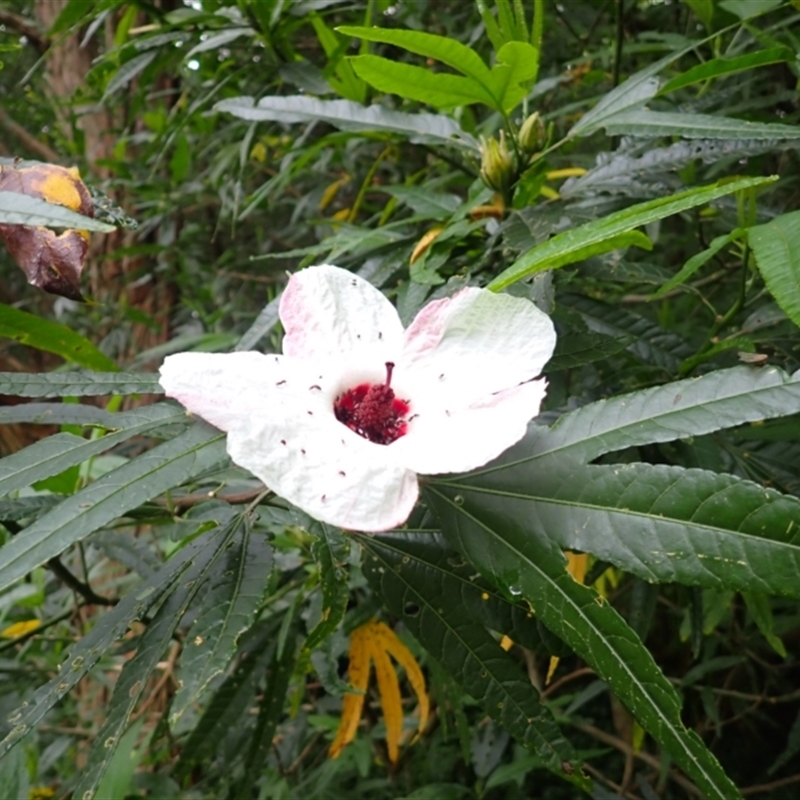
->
[559, 293, 693, 373]
[170, 518, 273, 729]
[600, 111, 800, 141]
[0, 422, 227, 594]
[214, 96, 478, 152]
[356, 532, 544, 652]
[488, 176, 777, 290]
[348, 55, 493, 110]
[0, 304, 118, 371]
[0, 404, 187, 496]
[176, 619, 281, 777]
[336, 26, 494, 84]
[567, 51, 674, 138]
[748, 210, 800, 327]
[658, 47, 796, 95]
[523, 365, 800, 465]
[72, 520, 242, 799]
[0, 371, 163, 397]
[0, 528, 220, 758]
[358, 534, 587, 789]
[0, 191, 115, 232]
[651, 228, 745, 299]
[427, 486, 742, 800]
[306, 523, 351, 650]
[0, 402, 119, 427]
[434, 459, 800, 599]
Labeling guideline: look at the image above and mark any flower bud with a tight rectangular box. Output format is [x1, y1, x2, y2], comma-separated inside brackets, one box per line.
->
[479, 131, 514, 196]
[518, 111, 545, 154]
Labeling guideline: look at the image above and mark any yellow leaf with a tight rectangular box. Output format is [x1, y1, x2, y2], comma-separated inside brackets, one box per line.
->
[370, 636, 403, 763]
[566, 551, 589, 584]
[328, 623, 372, 759]
[375, 621, 429, 735]
[499, 635, 513, 651]
[1, 619, 41, 638]
[409, 226, 443, 265]
[329, 619, 430, 762]
[320, 176, 350, 211]
[545, 168, 588, 180]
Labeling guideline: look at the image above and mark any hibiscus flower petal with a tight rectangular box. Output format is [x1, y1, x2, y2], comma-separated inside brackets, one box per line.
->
[159, 351, 417, 532]
[391, 379, 547, 475]
[400, 287, 556, 408]
[280, 264, 404, 360]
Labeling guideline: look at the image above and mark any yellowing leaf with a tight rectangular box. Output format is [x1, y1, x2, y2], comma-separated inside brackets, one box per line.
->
[328, 622, 371, 759]
[371, 640, 403, 763]
[329, 619, 429, 762]
[410, 226, 443, 264]
[0, 162, 94, 301]
[1, 619, 41, 638]
[320, 176, 350, 211]
[375, 620, 429, 736]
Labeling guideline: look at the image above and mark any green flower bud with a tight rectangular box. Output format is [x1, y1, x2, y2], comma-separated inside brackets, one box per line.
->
[479, 131, 514, 196]
[518, 111, 545, 154]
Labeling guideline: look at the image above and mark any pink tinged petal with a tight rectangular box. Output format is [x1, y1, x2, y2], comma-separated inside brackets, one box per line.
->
[225, 415, 419, 532]
[280, 264, 404, 360]
[400, 288, 557, 408]
[391, 379, 548, 475]
[159, 351, 417, 532]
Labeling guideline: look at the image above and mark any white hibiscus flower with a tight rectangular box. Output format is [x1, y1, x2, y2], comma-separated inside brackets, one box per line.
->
[159, 265, 556, 531]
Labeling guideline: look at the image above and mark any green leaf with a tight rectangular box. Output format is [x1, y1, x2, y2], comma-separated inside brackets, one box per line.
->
[545, 332, 634, 372]
[600, 110, 800, 140]
[359, 532, 587, 789]
[435, 458, 800, 599]
[484, 41, 540, 112]
[0, 422, 227, 595]
[559, 293, 693, 373]
[651, 228, 745, 299]
[0, 191, 115, 232]
[528, 364, 800, 465]
[0, 404, 187, 497]
[348, 55, 493, 110]
[72, 519, 245, 798]
[0, 304, 119, 370]
[214, 95, 478, 151]
[488, 176, 777, 290]
[748, 210, 800, 328]
[176, 619, 280, 778]
[743, 592, 787, 657]
[0, 402, 119, 427]
[336, 26, 494, 84]
[103, 51, 157, 99]
[171, 518, 273, 729]
[305, 523, 350, 650]
[659, 47, 796, 95]
[568, 56, 664, 138]
[0, 371, 163, 397]
[426, 485, 743, 800]
[233, 628, 295, 798]
[0, 527, 220, 759]
[338, 26, 535, 113]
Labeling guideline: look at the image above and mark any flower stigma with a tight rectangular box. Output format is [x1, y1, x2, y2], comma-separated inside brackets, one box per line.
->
[334, 361, 410, 445]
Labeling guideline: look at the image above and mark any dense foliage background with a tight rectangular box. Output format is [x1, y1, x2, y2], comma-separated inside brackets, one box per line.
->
[1, 0, 800, 798]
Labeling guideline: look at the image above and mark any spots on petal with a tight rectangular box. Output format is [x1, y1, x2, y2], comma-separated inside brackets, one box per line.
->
[280, 439, 287, 445]
[309, 385, 321, 391]
[338, 470, 346, 477]
[276, 380, 286, 386]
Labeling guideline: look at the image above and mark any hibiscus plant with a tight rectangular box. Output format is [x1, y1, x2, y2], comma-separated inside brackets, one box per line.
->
[1, 1, 800, 798]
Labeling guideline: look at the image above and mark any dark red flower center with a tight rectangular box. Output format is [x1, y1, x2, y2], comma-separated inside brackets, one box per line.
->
[333, 362, 410, 445]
